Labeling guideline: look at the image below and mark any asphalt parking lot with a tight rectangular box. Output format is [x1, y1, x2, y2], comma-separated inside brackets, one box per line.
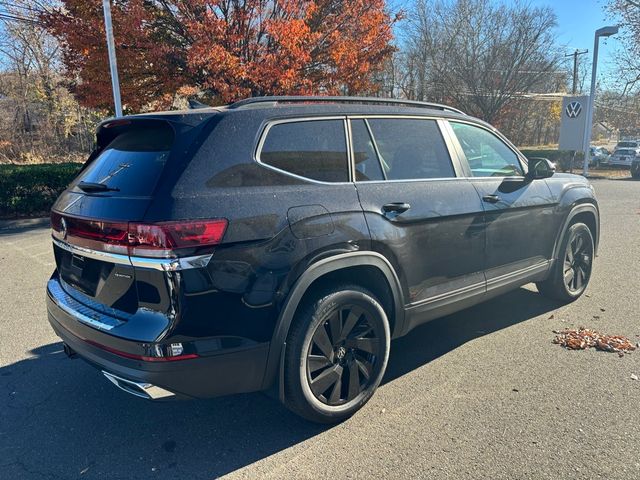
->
[1, 179, 639, 480]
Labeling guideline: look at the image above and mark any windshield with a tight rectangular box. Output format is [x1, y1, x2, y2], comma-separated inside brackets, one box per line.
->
[615, 149, 636, 155]
[73, 126, 174, 197]
[617, 142, 637, 148]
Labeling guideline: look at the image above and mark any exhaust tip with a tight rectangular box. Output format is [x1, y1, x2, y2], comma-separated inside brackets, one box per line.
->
[63, 343, 78, 359]
[102, 371, 176, 400]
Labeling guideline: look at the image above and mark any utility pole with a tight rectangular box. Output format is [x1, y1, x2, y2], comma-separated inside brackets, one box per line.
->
[102, 0, 123, 117]
[564, 49, 589, 94]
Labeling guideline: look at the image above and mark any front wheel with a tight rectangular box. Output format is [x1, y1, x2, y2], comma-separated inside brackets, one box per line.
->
[537, 222, 594, 302]
[283, 285, 390, 423]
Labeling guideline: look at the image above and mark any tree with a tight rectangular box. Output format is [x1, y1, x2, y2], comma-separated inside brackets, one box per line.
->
[43, 0, 399, 112]
[0, 0, 98, 163]
[607, 1, 640, 95]
[400, 0, 561, 124]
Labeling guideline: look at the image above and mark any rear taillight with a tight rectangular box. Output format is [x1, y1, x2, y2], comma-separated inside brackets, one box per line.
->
[128, 220, 228, 257]
[51, 212, 227, 258]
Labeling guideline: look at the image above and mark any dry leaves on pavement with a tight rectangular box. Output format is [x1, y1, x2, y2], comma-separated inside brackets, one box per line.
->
[553, 327, 637, 357]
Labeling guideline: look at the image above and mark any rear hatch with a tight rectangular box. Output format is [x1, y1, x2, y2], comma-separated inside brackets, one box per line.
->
[50, 116, 222, 322]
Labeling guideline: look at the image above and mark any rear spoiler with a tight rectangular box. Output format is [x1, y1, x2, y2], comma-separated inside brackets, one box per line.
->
[81, 108, 220, 170]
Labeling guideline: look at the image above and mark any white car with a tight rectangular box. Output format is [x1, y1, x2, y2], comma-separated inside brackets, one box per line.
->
[609, 148, 640, 168]
[615, 140, 640, 150]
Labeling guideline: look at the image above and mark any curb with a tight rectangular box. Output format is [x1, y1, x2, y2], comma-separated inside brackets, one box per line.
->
[0, 217, 49, 231]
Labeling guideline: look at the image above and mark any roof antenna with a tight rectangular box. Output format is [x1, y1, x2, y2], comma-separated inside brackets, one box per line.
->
[188, 98, 210, 110]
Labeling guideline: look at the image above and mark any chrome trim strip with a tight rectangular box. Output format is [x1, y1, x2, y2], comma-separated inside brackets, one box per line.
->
[52, 237, 213, 271]
[102, 371, 176, 400]
[48, 280, 120, 331]
[485, 261, 551, 288]
[52, 237, 131, 266]
[406, 280, 486, 310]
[406, 260, 551, 310]
[344, 117, 356, 182]
[129, 254, 213, 271]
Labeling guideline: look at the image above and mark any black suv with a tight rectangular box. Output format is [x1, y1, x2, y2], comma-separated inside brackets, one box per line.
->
[46, 96, 599, 423]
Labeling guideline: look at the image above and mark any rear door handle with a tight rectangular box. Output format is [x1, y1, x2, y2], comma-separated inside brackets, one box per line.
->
[382, 202, 411, 214]
[482, 194, 500, 204]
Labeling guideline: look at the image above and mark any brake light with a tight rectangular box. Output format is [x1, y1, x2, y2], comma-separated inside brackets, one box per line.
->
[51, 212, 227, 258]
[129, 220, 228, 257]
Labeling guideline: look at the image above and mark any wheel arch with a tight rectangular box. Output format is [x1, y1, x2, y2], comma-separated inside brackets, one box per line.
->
[553, 202, 599, 261]
[260, 251, 405, 396]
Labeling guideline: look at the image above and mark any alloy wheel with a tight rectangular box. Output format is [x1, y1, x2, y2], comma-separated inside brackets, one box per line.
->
[305, 304, 383, 406]
[563, 230, 593, 293]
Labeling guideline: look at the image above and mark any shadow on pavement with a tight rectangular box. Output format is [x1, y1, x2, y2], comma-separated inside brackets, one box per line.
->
[384, 287, 559, 383]
[0, 287, 559, 479]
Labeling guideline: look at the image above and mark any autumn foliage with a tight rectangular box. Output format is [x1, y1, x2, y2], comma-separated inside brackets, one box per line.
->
[43, 0, 399, 112]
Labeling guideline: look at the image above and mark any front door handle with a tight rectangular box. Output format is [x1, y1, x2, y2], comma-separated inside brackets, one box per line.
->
[382, 202, 411, 214]
[482, 194, 501, 204]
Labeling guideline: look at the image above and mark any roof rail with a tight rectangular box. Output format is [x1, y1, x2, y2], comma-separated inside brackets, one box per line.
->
[228, 96, 466, 115]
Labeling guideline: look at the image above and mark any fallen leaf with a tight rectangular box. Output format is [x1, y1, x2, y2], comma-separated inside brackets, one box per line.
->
[553, 328, 637, 355]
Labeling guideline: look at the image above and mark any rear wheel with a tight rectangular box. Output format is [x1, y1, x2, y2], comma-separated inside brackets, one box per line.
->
[537, 222, 594, 302]
[283, 285, 390, 423]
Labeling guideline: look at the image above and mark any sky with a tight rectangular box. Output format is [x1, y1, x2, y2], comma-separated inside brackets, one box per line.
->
[393, 0, 623, 90]
[528, 0, 620, 83]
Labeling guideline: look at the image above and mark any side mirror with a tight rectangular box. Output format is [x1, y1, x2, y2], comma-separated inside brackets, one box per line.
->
[526, 157, 555, 180]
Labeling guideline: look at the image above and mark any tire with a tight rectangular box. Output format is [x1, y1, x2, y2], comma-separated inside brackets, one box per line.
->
[536, 222, 594, 302]
[283, 284, 390, 423]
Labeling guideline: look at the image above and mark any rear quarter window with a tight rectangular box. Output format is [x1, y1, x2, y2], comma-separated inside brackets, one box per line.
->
[259, 119, 349, 182]
[73, 125, 174, 197]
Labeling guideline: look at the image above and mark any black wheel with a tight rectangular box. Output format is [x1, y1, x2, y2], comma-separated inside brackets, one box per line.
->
[283, 285, 390, 423]
[537, 222, 594, 302]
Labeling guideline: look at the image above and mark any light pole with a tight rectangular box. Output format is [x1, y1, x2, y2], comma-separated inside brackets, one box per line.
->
[582, 26, 618, 176]
[102, 0, 123, 117]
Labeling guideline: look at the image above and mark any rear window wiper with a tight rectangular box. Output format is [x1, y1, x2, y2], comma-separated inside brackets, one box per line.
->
[77, 181, 120, 193]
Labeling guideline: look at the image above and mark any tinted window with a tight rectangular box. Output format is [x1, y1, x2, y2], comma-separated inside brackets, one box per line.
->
[351, 119, 384, 181]
[451, 122, 523, 177]
[367, 118, 454, 180]
[73, 127, 174, 197]
[260, 120, 348, 182]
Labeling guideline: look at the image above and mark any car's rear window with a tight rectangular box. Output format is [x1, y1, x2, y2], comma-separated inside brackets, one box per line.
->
[615, 149, 636, 155]
[617, 142, 637, 148]
[73, 126, 174, 197]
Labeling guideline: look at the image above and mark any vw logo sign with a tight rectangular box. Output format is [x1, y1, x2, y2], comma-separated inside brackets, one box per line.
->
[60, 217, 68, 240]
[565, 101, 582, 119]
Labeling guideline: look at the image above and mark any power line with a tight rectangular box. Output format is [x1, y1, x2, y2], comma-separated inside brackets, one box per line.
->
[0, 12, 42, 25]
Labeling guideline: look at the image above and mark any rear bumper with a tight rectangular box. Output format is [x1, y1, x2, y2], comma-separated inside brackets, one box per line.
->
[609, 159, 633, 167]
[46, 275, 270, 400]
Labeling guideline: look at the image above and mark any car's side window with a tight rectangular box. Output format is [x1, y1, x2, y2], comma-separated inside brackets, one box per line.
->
[366, 118, 455, 180]
[350, 119, 385, 181]
[260, 119, 348, 182]
[450, 122, 523, 177]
